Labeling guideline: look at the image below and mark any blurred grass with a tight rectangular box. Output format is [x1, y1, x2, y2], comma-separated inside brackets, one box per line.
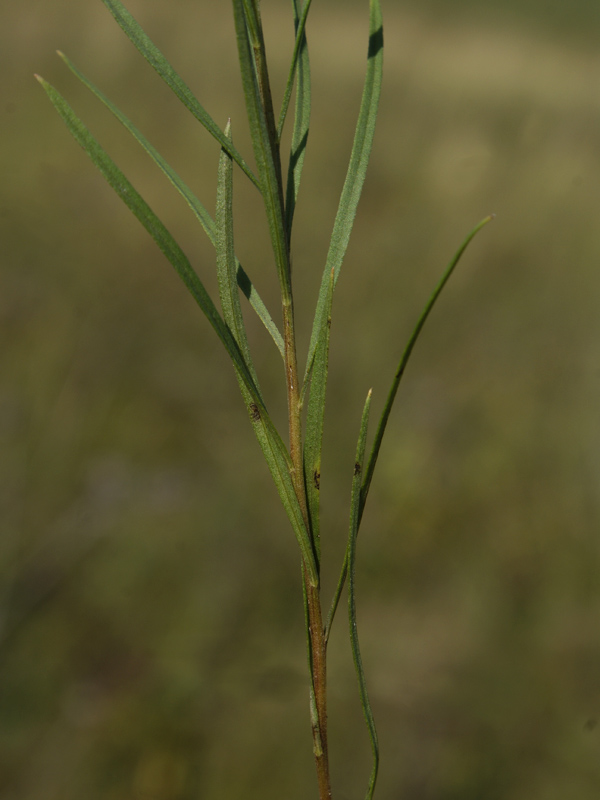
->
[2, 1, 600, 798]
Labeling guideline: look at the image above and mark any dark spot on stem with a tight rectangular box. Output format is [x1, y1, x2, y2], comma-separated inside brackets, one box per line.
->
[368, 25, 384, 59]
[249, 403, 261, 423]
[354, 462, 361, 476]
[313, 470, 320, 490]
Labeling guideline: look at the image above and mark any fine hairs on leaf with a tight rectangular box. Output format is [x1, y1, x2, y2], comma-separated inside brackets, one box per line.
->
[37, 1, 493, 797]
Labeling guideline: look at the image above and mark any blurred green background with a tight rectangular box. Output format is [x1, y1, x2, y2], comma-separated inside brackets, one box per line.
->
[2, 0, 600, 797]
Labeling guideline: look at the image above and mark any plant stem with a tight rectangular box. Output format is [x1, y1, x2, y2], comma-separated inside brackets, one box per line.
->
[283, 284, 331, 800]
[251, 9, 332, 794]
[303, 565, 332, 800]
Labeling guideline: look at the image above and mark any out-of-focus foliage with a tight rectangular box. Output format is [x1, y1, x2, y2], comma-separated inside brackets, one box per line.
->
[1, 1, 599, 798]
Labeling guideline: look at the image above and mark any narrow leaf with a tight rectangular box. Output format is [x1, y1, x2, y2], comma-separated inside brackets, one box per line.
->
[243, 386, 320, 586]
[36, 76, 318, 586]
[347, 389, 379, 800]
[214, 125, 309, 562]
[57, 50, 284, 360]
[241, 0, 261, 46]
[303, 268, 333, 564]
[278, 0, 313, 138]
[284, 0, 312, 236]
[361, 215, 495, 507]
[216, 120, 257, 381]
[232, 0, 291, 299]
[304, 0, 383, 386]
[325, 215, 495, 635]
[100, 0, 259, 189]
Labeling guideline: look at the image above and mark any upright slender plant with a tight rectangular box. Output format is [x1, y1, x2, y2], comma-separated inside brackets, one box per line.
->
[37, 1, 492, 797]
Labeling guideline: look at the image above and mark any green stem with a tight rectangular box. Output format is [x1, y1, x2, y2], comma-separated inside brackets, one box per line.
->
[251, 8, 332, 795]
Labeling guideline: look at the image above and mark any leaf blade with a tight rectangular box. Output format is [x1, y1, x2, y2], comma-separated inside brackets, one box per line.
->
[303, 268, 333, 564]
[100, 0, 259, 188]
[304, 0, 383, 386]
[284, 0, 312, 237]
[278, 0, 313, 139]
[347, 390, 379, 800]
[232, 0, 291, 299]
[57, 50, 285, 360]
[216, 120, 257, 382]
[361, 214, 495, 509]
[325, 215, 495, 637]
[36, 75, 318, 586]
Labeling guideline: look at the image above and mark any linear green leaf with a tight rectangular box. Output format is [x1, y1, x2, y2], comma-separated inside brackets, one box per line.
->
[284, 0, 312, 237]
[303, 268, 333, 565]
[36, 77, 248, 379]
[361, 215, 495, 508]
[232, 0, 291, 300]
[241, 0, 261, 46]
[347, 389, 379, 800]
[100, 0, 259, 189]
[57, 50, 285, 360]
[243, 384, 320, 586]
[36, 75, 318, 586]
[278, 0, 313, 139]
[216, 121, 257, 383]
[303, 0, 383, 387]
[325, 215, 494, 636]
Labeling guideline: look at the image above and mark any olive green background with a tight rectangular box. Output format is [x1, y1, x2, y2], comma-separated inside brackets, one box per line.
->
[2, 1, 600, 798]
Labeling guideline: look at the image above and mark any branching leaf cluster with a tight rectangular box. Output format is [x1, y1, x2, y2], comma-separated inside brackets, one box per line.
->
[37, 2, 491, 797]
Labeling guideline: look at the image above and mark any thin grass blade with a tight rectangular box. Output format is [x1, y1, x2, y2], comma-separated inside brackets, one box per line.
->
[304, 0, 383, 386]
[347, 389, 379, 800]
[277, 0, 313, 139]
[57, 50, 284, 360]
[232, 0, 291, 299]
[325, 215, 495, 635]
[244, 389, 320, 586]
[236, 269, 285, 360]
[303, 268, 333, 564]
[284, 0, 312, 237]
[361, 215, 495, 507]
[100, 0, 259, 189]
[241, 0, 260, 46]
[36, 76, 318, 586]
[216, 120, 257, 382]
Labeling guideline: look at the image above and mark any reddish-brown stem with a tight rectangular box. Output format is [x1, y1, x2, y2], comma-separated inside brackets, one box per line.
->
[283, 295, 332, 799]
[253, 7, 332, 794]
[304, 567, 332, 800]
